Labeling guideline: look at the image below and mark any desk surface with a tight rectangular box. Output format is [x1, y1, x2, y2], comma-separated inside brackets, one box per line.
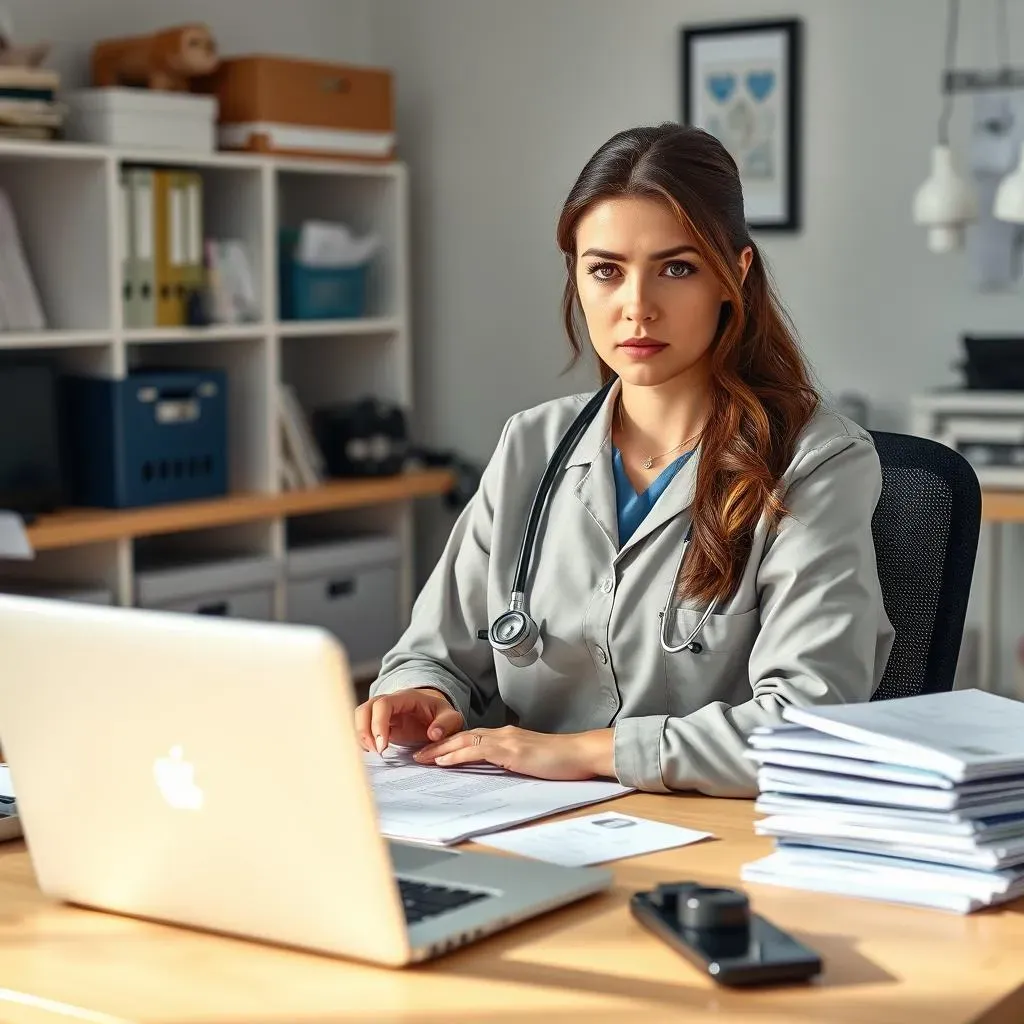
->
[0, 795, 1022, 1024]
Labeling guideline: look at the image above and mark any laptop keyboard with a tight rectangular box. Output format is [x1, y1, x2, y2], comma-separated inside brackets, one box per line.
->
[398, 878, 490, 925]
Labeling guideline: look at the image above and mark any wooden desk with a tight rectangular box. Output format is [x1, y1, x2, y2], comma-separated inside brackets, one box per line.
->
[0, 794, 1022, 1024]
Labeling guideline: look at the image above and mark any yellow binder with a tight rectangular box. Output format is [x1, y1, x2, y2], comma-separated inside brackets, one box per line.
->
[153, 169, 179, 326]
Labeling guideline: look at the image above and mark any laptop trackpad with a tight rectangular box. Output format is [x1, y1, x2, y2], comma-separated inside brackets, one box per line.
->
[389, 841, 459, 874]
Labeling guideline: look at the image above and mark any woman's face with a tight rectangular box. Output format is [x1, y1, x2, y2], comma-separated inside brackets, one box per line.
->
[574, 195, 747, 389]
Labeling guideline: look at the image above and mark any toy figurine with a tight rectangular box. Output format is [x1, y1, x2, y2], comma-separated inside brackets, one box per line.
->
[91, 24, 218, 92]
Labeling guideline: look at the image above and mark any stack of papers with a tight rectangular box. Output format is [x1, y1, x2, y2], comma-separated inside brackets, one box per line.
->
[739, 689, 1024, 913]
[363, 749, 632, 846]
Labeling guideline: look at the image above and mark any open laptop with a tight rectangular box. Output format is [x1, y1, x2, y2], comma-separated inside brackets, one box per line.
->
[0, 593, 613, 966]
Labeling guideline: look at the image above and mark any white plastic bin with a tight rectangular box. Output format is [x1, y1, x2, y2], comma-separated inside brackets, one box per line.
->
[286, 535, 401, 667]
[135, 553, 278, 620]
[63, 88, 217, 152]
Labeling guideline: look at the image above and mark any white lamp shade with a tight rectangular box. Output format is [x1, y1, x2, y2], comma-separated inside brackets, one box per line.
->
[995, 142, 1024, 223]
[913, 144, 977, 251]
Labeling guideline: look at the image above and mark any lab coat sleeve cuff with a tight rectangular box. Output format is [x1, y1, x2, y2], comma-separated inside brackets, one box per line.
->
[613, 715, 671, 793]
[369, 669, 470, 727]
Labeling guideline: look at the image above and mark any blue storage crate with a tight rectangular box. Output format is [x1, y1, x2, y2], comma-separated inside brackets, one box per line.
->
[62, 370, 228, 509]
[278, 227, 370, 320]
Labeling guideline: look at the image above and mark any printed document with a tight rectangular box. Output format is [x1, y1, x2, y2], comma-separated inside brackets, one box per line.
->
[476, 811, 712, 866]
[774, 689, 1024, 782]
[363, 749, 631, 845]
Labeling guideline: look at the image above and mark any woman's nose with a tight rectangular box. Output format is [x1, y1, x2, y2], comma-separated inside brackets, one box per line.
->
[623, 279, 656, 323]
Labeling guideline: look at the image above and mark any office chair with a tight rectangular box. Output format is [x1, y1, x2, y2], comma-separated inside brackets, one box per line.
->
[868, 430, 981, 701]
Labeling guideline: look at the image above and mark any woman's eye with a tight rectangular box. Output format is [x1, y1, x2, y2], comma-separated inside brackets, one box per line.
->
[663, 261, 696, 279]
[587, 263, 620, 281]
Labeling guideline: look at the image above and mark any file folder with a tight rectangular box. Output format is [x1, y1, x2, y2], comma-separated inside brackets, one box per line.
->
[131, 168, 156, 328]
[154, 169, 180, 326]
[118, 168, 132, 328]
[182, 170, 204, 310]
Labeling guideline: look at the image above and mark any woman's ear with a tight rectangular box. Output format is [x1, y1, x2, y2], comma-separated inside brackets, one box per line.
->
[738, 246, 754, 285]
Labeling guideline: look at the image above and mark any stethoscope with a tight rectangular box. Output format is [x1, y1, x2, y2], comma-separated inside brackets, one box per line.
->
[479, 377, 714, 666]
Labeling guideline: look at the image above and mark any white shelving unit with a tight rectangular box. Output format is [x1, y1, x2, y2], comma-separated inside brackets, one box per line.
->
[0, 139, 448, 682]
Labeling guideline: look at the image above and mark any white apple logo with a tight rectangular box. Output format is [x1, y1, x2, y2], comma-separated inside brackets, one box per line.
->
[153, 745, 204, 811]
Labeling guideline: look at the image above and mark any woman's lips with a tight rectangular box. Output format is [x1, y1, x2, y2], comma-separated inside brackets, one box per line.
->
[618, 339, 668, 359]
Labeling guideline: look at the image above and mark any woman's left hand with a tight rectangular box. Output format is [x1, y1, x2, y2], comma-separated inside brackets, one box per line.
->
[414, 726, 612, 782]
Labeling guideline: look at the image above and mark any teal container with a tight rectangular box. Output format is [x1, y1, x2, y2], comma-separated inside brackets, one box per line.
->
[278, 228, 370, 320]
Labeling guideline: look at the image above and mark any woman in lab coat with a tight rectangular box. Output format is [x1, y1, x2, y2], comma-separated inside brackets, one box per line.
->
[355, 123, 895, 797]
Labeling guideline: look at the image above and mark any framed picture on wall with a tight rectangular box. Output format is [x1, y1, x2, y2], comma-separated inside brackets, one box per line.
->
[680, 18, 803, 232]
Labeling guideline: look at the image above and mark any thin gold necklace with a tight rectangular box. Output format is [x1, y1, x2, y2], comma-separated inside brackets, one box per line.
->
[617, 399, 702, 470]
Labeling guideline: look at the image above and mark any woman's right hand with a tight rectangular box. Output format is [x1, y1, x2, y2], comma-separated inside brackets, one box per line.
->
[355, 688, 465, 754]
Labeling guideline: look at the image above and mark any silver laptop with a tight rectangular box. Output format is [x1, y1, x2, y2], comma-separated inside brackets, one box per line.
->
[0, 594, 612, 966]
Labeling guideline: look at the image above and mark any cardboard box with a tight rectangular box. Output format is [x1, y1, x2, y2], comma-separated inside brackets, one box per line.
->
[200, 56, 395, 161]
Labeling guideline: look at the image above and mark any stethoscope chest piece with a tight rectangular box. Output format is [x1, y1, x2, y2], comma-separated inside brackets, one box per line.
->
[488, 607, 541, 662]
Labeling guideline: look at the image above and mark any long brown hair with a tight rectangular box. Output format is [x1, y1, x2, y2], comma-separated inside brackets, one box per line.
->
[557, 123, 819, 605]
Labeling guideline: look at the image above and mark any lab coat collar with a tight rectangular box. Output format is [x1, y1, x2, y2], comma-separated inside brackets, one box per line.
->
[565, 378, 620, 468]
[567, 377, 699, 554]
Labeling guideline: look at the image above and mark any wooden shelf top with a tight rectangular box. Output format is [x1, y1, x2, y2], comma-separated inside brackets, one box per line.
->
[982, 489, 1024, 523]
[25, 470, 454, 551]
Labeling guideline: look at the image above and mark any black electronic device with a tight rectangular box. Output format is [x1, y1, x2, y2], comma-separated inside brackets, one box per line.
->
[313, 396, 408, 478]
[630, 882, 822, 987]
[0, 361, 65, 518]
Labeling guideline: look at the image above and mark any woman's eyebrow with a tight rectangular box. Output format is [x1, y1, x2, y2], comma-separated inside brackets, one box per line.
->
[579, 245, 700, 260]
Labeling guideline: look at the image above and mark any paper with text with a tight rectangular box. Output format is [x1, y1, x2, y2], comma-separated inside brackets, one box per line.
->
[476, 812, 713, 866]
[363, 750, 631, 846]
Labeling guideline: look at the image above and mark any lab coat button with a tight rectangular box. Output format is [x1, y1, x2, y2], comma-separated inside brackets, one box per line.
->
[600, 577, 614, 594]
[594, 645, 608, 665]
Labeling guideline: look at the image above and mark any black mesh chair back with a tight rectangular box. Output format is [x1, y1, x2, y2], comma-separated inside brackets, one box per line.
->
[868, 431, 981, 701]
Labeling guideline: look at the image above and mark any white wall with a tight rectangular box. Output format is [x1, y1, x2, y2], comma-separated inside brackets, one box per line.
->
[370, 0, 1024, 455]
[7, 0, 374, 86]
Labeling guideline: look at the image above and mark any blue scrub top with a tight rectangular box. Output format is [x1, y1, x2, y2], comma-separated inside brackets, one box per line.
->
[611, 446, 694, 546]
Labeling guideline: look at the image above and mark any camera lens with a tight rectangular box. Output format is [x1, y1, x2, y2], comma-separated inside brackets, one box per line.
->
[677, 886, 750, 932]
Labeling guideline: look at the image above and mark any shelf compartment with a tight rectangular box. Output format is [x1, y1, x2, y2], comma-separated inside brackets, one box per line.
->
[118, 158, 267, 330]
[25, 470, 454, 551]
[0, 341, 117, 378]
[0, 542, 125, 604]
[276, 166, 404, 321]
[0, 152, 111, 330]
[281, 331, 408, 413]
[134, 519, 277, 569]
[127, 335, 272, 495]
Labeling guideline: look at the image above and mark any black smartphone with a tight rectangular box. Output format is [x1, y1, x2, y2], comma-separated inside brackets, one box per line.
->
[630, 882, 822, 987]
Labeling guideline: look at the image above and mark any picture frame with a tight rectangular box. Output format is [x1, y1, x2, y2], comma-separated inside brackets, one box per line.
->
[680, 18, 803, 232]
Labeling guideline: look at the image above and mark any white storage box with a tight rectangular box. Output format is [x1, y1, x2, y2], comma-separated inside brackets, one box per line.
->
[135, 553, 277, 620]
[63, 87, 218, 152]
[287, 534, 401, 668]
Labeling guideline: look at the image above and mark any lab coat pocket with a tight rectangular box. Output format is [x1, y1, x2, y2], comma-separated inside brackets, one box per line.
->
[663, 606, 760, 717]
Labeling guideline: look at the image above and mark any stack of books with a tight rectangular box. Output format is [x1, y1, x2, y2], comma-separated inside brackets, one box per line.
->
[740, 689, 1024, 914]
[0, 66, 64, 140]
